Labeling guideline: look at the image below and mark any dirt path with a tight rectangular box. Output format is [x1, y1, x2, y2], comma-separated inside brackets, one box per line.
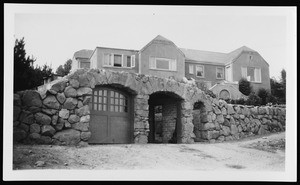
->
[13, 132, 285, 171]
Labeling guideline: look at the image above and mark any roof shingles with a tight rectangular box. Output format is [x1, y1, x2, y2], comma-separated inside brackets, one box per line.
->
[180, 45, 257, 65]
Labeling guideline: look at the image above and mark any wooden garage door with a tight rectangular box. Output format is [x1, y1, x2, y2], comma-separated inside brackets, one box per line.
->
[88, 87, 131, 144]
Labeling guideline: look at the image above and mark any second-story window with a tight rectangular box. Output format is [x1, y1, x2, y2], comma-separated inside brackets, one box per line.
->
[113, 54, 122, 67]
[241, 66, 261, 83]
[149, 57, 176, 71]
[189, 64, 194, 74]
[196, 65, 204, 78]
[104, 53, 135, 68]
[216, 67, 224, 79]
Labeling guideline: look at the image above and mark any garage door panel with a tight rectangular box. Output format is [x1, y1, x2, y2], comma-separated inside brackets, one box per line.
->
[89, 87, 131, 144]
[88, 115, 109, 143]
[110, 116, 130, 143]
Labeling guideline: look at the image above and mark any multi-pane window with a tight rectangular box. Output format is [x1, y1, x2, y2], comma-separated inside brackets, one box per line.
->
[109, 91, 128, 113]
[149, 57, 176, 71]
[216, 67, 224, 79]
[196, 65, 204, 78]
[91, 89, 128, 113]
[92, 89, 108, 111]
[189, 64, 194, 74]
[241, 67, 261, 83]
[103, 53, 135, 68]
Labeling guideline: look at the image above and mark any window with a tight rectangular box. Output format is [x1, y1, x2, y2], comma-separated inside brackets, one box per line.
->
[125, 56, 131, 67]
[92, 89, 108, 111]
[219, 89, 230, 100]
[216, 67, 224, 79]
[149, 57, 176, 71]
[109, 91, 128, 112]
[91, 89, 128, 113]
[113, 54, 122, 67]
[103, 53, 135, 68]
[189, 64, 194, 74]
[196, 65, 204, 78]
[80, 62, 90, 69]
[225, 65, 232, 82]
[241, 67, 261, 83]
[104, 53, 113, 66]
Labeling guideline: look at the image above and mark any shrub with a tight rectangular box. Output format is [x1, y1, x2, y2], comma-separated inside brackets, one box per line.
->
[257, 88, 270, 105]
[236, 98, 246, 105]
[267, 94, 279, 105]
[246, 92, 262, 106]
[205, 90, 217, 98]
[239, 78, 252, 96]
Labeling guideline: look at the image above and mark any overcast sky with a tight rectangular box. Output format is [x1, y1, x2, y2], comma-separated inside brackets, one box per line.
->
[11, 5, 296, 79]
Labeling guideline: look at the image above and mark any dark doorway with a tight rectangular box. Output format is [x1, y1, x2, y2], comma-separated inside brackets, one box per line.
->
[148, 92, 183, 144]
[193, 101, 206, 142]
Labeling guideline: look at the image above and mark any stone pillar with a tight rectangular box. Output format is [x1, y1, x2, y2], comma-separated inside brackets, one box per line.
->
[180, 101, 195, 143]
[133, 94, 149, 144]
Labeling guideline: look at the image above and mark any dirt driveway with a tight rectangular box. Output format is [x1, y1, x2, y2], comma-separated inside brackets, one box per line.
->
[13, 132, 285, 171]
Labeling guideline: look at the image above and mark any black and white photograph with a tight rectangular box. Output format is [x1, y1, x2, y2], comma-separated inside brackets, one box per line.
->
[3, 4, 297, 181]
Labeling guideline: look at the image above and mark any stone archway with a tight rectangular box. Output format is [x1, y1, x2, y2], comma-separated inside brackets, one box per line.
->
[148, 91, 183, 143]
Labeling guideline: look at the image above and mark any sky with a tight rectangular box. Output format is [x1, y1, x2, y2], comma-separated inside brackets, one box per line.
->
[11, 5, 295, 79]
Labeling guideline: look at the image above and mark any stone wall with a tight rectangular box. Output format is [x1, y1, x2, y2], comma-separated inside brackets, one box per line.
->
[13, 68, 286, 145]
[13, 79, 92, 146]
[162, 102, 177, 143]
[193, 99, 286, 143]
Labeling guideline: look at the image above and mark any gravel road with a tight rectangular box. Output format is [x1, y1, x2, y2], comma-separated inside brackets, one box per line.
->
[13, 132, 285, 171]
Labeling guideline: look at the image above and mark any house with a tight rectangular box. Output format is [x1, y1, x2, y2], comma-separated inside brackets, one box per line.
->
[71, 35, 270, 99]
[71, 49, 94, 72]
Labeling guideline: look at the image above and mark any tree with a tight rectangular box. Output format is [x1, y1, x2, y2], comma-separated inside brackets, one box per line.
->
[239, 78, 252, 96]
[280, 69, 286, 103]
[14, 37, 36, 91]
[257, 88, 270, 105]
[269, 69, 286, 104]
[281, 69, 286, 86]
[56, 59, 72, 76]
[14, 37, 53, 92]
